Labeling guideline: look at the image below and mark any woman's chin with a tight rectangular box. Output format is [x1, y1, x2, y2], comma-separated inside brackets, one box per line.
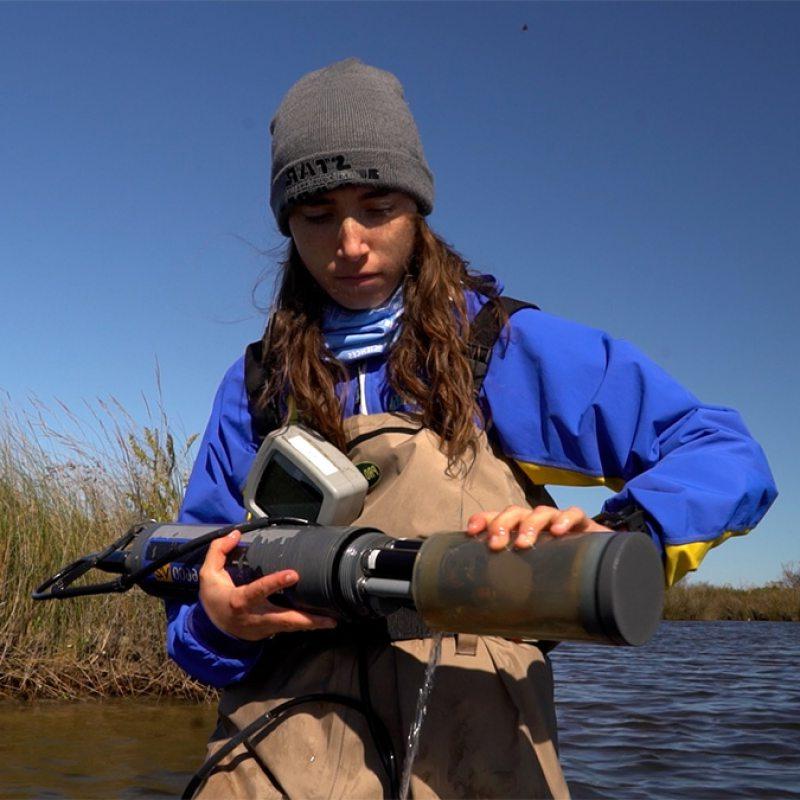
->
[330, 280, 395, 310]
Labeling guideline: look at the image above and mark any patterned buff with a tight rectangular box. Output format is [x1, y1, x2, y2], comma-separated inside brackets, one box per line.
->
[322, 284, 405, 363]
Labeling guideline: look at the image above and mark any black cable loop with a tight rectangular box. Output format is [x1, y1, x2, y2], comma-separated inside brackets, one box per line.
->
[357, 640, 400, 797]
[181, 691, 399, 800]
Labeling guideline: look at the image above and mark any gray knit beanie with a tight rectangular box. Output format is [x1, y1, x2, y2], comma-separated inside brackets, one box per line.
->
[270, 58, 434, 235]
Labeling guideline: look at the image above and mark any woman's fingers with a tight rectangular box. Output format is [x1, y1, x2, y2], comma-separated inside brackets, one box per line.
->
[483, 506, 534, 550]
[227, 570, 338, 639]
[466, 505, 604, 550]
[467, 506, 557, 550]
[229, 605, 338, 641]
[202, 530, 241, 576]
[199, 537, 337, 640]
[466, 511, 498, 533]
[512, 506, 561, 548]
[549, 506, 591, 535]
[234, 569, 300, 610]
[240, 606, 338, 637]
[467, 508, 519, 550]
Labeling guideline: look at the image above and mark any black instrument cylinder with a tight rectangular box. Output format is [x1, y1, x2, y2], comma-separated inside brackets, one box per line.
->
[412, 530, 664, 646]
[38, 522, 665, 647]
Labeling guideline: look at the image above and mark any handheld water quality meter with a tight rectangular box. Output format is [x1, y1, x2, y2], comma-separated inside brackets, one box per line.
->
[33, 421, 665, 648]
[243, 425, 369, 525]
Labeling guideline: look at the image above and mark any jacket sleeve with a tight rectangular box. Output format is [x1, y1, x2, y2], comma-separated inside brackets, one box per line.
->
[165, 356, 264, 688]
[482, 309, 778, 586]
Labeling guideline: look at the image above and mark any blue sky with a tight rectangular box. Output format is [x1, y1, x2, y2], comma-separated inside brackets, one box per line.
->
[2, 2, 798, 586]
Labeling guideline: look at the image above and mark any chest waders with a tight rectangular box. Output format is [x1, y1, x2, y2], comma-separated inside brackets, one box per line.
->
[195, 299, 570, 800]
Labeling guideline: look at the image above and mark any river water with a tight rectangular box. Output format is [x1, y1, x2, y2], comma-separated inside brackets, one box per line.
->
[551, 621, 800, 799]
[1, 622, 798, 798]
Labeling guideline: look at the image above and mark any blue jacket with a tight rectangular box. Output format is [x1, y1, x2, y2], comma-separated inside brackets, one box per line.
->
[168, 292, 777, 687]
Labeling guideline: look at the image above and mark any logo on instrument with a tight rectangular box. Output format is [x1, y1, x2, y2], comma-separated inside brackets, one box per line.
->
[356, 461, 381, 490]
[154, 564, 173, 583]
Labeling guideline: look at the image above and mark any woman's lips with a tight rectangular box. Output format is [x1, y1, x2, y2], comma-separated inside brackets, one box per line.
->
[337, 273, 380, 284]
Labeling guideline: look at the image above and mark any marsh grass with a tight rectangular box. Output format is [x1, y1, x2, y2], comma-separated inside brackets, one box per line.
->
[664, 569, 800, 621]
[0, 392, 213, 701]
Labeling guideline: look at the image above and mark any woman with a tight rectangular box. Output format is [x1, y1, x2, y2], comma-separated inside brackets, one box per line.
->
[169, 59, 776, 799]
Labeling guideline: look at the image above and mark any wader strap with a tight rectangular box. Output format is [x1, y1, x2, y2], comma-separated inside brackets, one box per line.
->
[469, 298, 560, 510]
[467, 296, 539, 399]
[505, 452, 557, 509]
[244, 340, 282, 442]
[455, 633, 479, 656]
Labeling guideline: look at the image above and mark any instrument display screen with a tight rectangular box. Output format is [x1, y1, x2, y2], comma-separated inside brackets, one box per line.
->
[255, 451, 323, 521]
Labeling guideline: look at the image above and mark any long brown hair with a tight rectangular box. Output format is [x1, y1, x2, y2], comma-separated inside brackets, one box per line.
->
[258, 216, 505, 467]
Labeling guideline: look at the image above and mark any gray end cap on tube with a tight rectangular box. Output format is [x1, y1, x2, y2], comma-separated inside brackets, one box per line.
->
[595, 532, 665, 646]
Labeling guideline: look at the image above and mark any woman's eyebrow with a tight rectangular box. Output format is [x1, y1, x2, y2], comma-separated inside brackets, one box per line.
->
[359, 189, 393, 200]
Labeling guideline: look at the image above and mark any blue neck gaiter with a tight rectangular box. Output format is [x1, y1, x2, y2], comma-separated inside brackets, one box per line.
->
[321, 283, 404, 363]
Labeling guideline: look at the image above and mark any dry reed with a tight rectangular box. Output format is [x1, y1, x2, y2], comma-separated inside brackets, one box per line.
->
[664, 568, 800, 622]
[0, 390, 213, 701]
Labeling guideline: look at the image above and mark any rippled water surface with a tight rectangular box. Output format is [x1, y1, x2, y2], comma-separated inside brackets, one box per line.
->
[551, 621, 800, 798]
[0, 701, 216, 798]
[1, 622, 798, 798]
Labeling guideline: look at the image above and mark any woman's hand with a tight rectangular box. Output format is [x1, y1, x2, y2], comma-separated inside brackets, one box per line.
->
[466, 505, 613, 551]
[199, 530, 338, 641]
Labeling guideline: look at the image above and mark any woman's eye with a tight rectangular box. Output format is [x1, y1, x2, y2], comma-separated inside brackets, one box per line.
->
[367, 205, 394, 217]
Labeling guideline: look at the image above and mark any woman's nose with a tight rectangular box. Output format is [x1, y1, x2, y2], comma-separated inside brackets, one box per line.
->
[336, 217, 369, 261]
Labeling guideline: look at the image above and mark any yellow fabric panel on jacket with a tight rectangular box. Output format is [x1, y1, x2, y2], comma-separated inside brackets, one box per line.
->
[664, 529, 750, 587]
[515, 460, 625, 493]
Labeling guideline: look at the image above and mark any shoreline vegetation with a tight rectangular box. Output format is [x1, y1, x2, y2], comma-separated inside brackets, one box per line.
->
[1, 398, 796, 701]
[1, 394, 211, 702]
[663, 575, 799, 622]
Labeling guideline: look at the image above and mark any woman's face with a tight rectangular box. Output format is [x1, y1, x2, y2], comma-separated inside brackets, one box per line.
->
[288, 185, 417, 310]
